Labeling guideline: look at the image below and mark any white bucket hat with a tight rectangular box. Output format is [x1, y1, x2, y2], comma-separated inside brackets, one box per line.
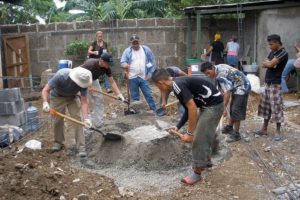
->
[69, 67, 92, 88]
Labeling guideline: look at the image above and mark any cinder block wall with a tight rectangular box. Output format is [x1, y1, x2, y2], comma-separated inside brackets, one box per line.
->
[1, 18, 188, 77]
[1, 18, 241, 78]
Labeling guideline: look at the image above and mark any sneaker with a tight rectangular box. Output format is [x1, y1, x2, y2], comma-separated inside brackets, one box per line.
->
[78, 147, 87, 157]
[50, 142, 64, 153]
[106, 89, 112, 93]
[221, 125, 233, 134]
[254, 130, 268, 136]
[226, 132, 241, 143]
[274, 133, 282, 141]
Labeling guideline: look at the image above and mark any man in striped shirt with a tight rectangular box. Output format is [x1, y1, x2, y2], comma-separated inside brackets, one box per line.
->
[256, 34, 288, 141]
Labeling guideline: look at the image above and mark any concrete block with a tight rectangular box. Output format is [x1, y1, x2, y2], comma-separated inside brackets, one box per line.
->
[0, 88, 21, 102]
[137, 19, 155, 27]
[0, 111, 27, 126]
[38, 23, 56, 32]
[0, 98, 25, 115]
[19, 24, 37, 33]
[0, 25, 19, 34]
[118, 19, 136, 28]
[76, 21, 93, 30]
[57, 22, 75, 31]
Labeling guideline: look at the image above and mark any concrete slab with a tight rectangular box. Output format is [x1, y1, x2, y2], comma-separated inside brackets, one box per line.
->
[283, 100, 300, 109]
[0, 99, 25, 115]
[0, 88, 21, 102]
[0, 111, 26, 126]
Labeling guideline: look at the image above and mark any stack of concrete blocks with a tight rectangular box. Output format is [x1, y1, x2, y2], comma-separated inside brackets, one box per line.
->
[0, 88, 26, 127]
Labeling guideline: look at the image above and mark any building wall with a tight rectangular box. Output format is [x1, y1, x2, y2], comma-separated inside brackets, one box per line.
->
[257, 7, 300, 80]
[0, 18, 239, 78]
[1, 6, 299, 81]
[1, 19, 187, 77]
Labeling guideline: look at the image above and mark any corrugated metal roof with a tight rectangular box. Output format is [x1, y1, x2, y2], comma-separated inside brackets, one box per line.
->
[183, 0, 300, 15]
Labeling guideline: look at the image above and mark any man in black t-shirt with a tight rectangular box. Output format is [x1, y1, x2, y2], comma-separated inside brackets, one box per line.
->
[81, 53, 124, 128]
[152, 69, 224, 185]
[256, 34, 288, 141]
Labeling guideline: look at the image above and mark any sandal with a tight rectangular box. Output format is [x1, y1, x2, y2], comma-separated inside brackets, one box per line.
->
[181, 172, 202, 185]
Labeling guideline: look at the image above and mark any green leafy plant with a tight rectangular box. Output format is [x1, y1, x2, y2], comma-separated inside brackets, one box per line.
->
[64, 40, 90, 57]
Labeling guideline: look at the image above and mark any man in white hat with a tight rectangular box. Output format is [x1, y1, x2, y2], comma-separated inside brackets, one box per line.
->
[42, 67, 93, 157]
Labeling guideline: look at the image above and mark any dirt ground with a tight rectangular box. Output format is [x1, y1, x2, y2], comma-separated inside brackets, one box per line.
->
[0, 87, 300, 200]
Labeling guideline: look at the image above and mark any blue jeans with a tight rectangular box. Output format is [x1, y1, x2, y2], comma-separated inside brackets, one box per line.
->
[104, 74, 111, 91]
[227, 55, 239, 67]
[281, 59, 295, 92]
[129, 76, 156, 111]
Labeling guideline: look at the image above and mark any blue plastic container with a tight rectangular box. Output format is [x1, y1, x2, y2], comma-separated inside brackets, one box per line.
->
[57, 60, 72, 71]
[26, 102, 40, 132]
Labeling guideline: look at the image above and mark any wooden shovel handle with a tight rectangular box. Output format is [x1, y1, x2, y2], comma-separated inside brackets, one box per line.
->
[50, 109, 85, 127]
[168, 129, 182, 138]
[89, 87, 129, 104]
[165, 100, 179, 108]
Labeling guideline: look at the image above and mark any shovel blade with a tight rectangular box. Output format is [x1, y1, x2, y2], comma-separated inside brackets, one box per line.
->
[104, 133, 123, 141]
[90, 128, 122, 141]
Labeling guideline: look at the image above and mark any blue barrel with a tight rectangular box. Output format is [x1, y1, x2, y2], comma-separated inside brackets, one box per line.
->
[26, 102, 40, 132]
[57, 60, 71, 71]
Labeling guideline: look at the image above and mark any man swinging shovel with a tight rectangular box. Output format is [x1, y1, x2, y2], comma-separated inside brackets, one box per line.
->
[81, 53, 126, 128]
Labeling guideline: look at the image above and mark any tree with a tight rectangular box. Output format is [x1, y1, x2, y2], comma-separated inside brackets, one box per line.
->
[0, 0, 55, 24]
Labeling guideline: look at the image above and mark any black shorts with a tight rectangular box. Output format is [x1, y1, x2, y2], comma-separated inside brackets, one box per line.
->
[230, 93, 249, 121]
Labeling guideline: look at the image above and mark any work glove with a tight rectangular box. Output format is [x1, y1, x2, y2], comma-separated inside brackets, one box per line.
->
[42, 102, 50, 112]
[117, 94, 125, 102]
[84, 118, 92, 129]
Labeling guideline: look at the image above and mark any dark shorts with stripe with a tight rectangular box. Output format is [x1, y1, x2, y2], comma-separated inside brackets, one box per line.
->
[230, 93, 249, 121]
[258, 84, 284, 123]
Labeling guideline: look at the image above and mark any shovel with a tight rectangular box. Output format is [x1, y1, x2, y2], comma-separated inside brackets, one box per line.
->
[124, 75, 139, 115]
[155, 100, 179, 117]
[50, 109, 122, 141]
[89, 87, 129, 105]
[89, 87, 138, 115]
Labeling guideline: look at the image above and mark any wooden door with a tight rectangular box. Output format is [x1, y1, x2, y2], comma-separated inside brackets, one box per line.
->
[3, 34, 31, 88]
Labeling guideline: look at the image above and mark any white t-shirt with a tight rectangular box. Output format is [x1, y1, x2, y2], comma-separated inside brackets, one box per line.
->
[129, 47, 146, 79]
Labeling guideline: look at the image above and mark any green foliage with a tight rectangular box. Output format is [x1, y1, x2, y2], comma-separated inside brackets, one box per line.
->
[0, 0, 264, 24]
[0, 0, 55, 24]
[64, 40, 90, 56]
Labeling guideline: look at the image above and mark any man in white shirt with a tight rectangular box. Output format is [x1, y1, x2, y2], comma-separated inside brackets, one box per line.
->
[120, 34, 156, 111]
